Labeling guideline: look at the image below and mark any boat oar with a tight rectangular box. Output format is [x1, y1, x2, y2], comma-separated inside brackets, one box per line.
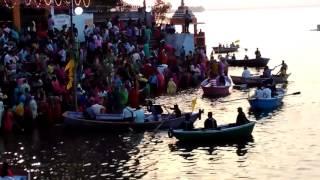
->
[220, 91, 301, 103]
[219, 97, 249, 103]
[281, 91, 301, 97]
[152, 106, 172, 134]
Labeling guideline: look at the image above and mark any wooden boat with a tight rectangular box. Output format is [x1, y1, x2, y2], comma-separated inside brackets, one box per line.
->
[231, 74, 291, 86]
[248, 89, 285, 110]
[213, 46, 239, 54]
[169, 122, 255, 142]
[201, 78, 233, 97]
[63, 111, 201, 131]
[227, 58, 270, 67]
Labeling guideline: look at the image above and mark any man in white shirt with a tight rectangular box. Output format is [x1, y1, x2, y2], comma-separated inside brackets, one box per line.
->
[58, 48, 66, 63]
[255, 86, 264, 99]
[262, 87, 272, 98]
[131, 51, 141, 63]
[123, 106, 136, 121]
[134, 106, 145, 123]
[242, 66, 251, 78]
[91, 103, 105, 115]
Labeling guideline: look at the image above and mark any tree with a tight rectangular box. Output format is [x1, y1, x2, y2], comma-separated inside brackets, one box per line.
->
[152, 0, 171, 24]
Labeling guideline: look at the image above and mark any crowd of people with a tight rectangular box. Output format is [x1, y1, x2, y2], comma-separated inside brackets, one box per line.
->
[0, 13, 224, 132]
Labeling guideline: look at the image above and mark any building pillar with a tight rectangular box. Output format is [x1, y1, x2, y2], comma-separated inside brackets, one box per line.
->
[12, 4, 21, 31]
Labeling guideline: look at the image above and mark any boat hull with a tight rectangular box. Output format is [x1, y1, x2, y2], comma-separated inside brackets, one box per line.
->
[227, 58, 270, 67]
[63, 111, 199, 131]
[201, 78, 233, 97]
[249, 96, 283, 110]
[171, 122, 255, 142]
[231, 74, 290, 86]
[213, 46, 239, 54]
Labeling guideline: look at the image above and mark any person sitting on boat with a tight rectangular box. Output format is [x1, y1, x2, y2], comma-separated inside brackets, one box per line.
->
[262, 78, 278, 97]
[244, 55, 249, 60]
[255, 48, 261, 59]
[216, 75, 226, 86]
[255, 85, 264, 99]
[90, 100, 106, 115]
[262, 66, 272, 78]
[182, 113, 194, 130]
[231, 53, 236, 60]
[147, 101, 163, 121]
[242, 66, 251, 78]
[171, 104, 182, 118]
[230, 42, 236, 48]
[123, 106, 136, 121]
[134, 106, 145, 123]
[204, 112, 217, 129]
[262, 86, 272, 99]
[225, 53, 230, 59]
[236, 107, 250, 126]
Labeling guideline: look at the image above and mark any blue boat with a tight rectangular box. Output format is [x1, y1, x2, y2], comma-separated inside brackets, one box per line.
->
[248, 89, 285, 110]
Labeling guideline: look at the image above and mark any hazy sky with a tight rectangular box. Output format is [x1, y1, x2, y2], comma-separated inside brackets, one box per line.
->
[125, 0, 320, 9]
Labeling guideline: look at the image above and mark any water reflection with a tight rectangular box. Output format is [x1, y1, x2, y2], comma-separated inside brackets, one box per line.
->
[169, 136, 254, 157]
[248, 105, 284, 120]
[0, 128, 144, 179]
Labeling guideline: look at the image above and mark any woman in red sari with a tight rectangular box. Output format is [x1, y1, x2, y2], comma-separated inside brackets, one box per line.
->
[128, 81, 139, 108]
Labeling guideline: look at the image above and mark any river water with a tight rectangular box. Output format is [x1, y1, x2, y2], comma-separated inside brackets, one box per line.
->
[1, 7, 320, 180]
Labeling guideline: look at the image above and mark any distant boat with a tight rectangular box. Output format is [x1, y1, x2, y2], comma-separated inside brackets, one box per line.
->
[188, 6, 205, 12]
[213, 45, 239, 54]
[169, 6, 205, 13]
[231, 74, 291, 86]
[227, 58, 270, 67]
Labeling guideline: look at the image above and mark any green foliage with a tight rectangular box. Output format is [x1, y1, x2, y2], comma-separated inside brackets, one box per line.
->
[152, 0, 172, 24]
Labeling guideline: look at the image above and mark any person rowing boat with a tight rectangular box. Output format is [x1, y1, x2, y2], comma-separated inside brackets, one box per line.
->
[276, 60, 288, 77]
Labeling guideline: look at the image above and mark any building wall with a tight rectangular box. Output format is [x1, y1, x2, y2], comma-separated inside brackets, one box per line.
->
[165, 33, 195, 56]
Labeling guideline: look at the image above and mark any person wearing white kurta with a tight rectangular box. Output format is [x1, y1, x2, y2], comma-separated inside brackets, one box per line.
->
[262, 87, 272, 99]
[29, 96, 38, 120]
[255, 87, 264, 99]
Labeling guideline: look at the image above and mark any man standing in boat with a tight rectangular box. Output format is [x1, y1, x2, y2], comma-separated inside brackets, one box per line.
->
[255, 48, 261, 59]
[277, 60, 288, 77]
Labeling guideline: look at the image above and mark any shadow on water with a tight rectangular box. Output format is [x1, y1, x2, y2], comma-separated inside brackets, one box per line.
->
[0, 126, 145, 179]
[168, 136, 254, 157]
[248, 104, 284, 120]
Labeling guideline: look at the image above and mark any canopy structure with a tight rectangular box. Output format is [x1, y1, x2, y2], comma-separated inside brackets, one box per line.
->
[170, 0, 197, 25]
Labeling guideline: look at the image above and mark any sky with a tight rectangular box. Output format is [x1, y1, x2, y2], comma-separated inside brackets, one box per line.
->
[124, 0, 320, 10]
